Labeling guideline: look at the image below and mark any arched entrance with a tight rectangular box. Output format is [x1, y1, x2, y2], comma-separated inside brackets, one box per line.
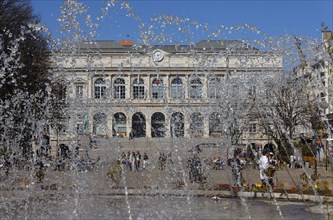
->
[132, 112, 146, 138]
[93, 113, 107, 136]
[113, 112, 127, 138]
[263, 143, 276, 155]
[170, 112, 184, 137]
[151, 112, 165, 137]
[209, 112, 223, 137]
[190, 112, 203, 137]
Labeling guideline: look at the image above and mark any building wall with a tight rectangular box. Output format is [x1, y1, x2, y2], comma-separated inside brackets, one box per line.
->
[50, 42, 283, 152]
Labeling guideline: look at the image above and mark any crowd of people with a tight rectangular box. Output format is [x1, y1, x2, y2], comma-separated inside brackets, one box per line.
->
[117, 151, 149, 171]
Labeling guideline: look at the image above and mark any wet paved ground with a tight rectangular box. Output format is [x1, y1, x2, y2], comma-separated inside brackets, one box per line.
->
[0, 194, 327, 220]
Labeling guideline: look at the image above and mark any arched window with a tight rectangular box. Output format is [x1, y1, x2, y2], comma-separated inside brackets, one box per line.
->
[190, 112, 203, 136]
[133, 78, 145, 99]
[189, 78, 203, 98]
[151, 78, 164, 99]
[94, 78, 107, 99]
[113, 113, 127, 137]
[170, 77, 184, 99]
[208, 78, 221, 99]
[113, 78, 125, 99]
[93, 113, 107, 135]
[151, 112, 165, 137]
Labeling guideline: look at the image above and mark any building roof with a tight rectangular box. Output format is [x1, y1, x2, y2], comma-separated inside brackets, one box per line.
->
[79, 40, 260, 54]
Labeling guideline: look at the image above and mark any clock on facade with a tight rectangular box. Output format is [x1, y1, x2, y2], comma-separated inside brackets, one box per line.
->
[152, 50, 164, 62]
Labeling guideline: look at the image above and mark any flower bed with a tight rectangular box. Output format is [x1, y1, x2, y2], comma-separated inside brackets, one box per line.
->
[213, 183, 333, 196]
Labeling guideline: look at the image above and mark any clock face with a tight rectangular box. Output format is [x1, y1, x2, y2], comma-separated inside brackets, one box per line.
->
[152, 50, 164, 62]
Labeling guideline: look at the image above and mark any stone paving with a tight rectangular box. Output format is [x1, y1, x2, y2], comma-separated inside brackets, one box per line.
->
[86, 137, 333, 190]
[1, 137, 332, 194]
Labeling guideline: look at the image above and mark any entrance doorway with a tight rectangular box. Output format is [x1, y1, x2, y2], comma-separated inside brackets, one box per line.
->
[171, 112, 184, 137]
[151, 112, 165, 137]
[132, 112, 146, 138]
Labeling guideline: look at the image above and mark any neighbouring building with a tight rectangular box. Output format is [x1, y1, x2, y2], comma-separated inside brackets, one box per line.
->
[294, 29, 333, 152]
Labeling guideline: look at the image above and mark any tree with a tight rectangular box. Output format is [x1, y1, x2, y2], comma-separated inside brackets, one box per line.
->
[0, 0, 51, 160]
[254, 74, 311, 157]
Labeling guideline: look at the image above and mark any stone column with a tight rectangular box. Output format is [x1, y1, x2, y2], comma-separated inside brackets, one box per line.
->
[145, 75, 150, 100]
[127, 112, 132, 138]
[184, 75, 189, 99]
[184, 112, 190, 138]
[89, 116, 94, 135]
[202, 76, 208, 99]
[203, 112, 210, 137]
[87, 75, 92, 99]
[164, 112, 171, 137]
[164, 75, 169, 101]
[126, 74, 131, 100]
[107, 115, 113, 137]
[106, 75, 112, 99]
[145, 112, 152, 138]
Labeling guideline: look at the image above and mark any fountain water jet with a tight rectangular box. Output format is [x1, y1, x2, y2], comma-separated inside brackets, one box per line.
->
[1, 0, 332, 219]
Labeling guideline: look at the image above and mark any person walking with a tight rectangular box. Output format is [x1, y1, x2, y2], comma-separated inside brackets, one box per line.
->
[131, 151, 137, 171]
[259, 150, 276, 187]
[136, 151, 141, 170]
[143, 152, 149, 170]
[259, 150, 269, 185]
[126, 151, 131, 171]
[289, 155, 294, 169]
[228, 148, 245, 187]
[188, 152, 202, 183]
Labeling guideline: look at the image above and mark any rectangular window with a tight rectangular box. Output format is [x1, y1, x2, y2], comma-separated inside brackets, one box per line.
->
[76, 123, 83, 134]
[249, 123, 257, 133]
[76, 85, 83, 98]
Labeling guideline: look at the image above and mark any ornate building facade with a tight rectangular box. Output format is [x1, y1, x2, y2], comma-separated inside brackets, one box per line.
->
[50, 39, 283, 152]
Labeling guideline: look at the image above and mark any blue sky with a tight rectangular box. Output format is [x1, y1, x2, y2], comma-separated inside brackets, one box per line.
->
[31, 0, 333, 42]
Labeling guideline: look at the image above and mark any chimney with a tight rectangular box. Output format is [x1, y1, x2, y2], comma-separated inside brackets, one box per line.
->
[119, 40, 134, 47]
[322, 30, 333, 42]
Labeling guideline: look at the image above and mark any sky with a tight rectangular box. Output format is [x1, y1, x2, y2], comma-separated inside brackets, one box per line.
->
[31, 0, 333, 43]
